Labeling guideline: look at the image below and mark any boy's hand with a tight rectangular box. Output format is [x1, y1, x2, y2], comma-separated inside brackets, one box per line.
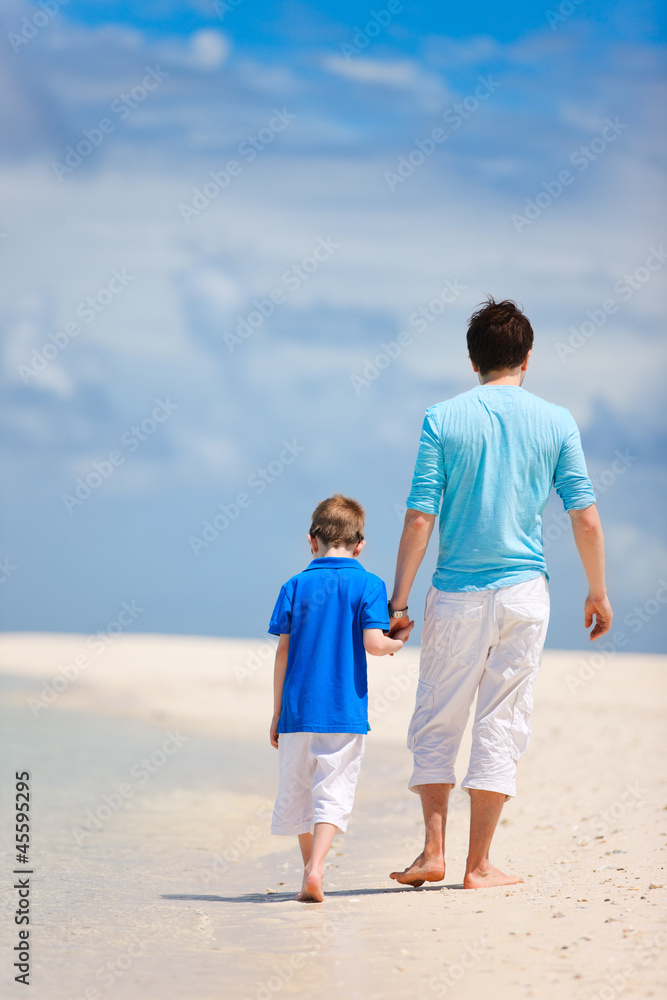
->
[392, 620, 415, 643]
[270, 716, 280, 749]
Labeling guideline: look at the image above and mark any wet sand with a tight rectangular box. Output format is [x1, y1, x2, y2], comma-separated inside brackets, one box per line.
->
[0, 632, 665, 1000]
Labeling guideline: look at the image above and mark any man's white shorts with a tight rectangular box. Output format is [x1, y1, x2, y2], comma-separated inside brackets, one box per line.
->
[271, 732, 365, 836]
[408, 574, 550, 798]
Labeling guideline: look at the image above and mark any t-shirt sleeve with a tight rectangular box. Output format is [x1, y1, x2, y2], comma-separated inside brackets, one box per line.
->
[406, 410, 445, 516]
[554, 412, 597, 511]
[268, 584, 292, 635]
[361, 579, 390, 631]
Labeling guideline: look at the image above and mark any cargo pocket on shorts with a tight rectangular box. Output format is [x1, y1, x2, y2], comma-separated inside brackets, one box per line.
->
[407, 680, 435, 751]
[508, 683, 536, 762]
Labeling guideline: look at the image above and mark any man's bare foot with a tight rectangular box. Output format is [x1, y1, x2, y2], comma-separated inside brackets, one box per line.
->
[463, 862, 523, 889]
[390, 854, 445, 887]
[296, 869, 324, 903]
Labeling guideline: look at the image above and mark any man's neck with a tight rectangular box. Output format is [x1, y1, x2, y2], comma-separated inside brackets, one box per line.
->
[479, 370, 525, 386]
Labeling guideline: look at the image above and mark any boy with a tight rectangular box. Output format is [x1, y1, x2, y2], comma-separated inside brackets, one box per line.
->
[269, 494, 413, 902]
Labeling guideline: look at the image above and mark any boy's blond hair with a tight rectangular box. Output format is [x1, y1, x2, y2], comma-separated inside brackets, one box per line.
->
[309, 494, 365, 547]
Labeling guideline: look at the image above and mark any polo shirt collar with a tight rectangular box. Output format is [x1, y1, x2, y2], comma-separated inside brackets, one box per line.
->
[305, 557, 365, 571]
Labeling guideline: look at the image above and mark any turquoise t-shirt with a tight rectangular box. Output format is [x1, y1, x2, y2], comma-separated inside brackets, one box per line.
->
[268, 557, 390, 734]
[406, 385, 596, 592]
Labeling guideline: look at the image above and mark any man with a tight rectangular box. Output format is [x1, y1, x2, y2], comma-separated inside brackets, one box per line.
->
[387, 297, 612, 889]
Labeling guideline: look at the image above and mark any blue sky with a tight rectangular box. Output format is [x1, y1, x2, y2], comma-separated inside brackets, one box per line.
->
[1, 0, 666, 651]
[51, 0, 667, 44]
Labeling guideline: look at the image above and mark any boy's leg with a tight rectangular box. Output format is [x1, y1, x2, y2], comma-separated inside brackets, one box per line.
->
[298, 823, 337, 902]
[298, 832, 313, 867]
[271, 733, 316, 837]
[297, 733, 365, 902]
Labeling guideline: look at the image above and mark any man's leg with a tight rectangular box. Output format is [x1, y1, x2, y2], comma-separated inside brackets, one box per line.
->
[461, 576, 550, 888]
[390, 782, 453, 885]
[463, 790, 522, 888]
[391, 587, 494, 885]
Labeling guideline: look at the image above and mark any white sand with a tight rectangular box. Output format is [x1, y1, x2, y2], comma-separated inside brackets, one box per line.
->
[0, 632, 665, 1000]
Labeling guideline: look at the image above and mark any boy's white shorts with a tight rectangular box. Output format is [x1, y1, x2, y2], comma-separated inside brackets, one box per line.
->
[272, 732, 365, 836]
[408, 575, 550, 798]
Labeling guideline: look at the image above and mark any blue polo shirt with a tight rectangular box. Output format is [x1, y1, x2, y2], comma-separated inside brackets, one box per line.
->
[268, 557, 390, 734]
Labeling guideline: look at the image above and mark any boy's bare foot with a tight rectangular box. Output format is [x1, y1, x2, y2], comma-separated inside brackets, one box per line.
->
[463, 862, 523, 889]
[390, 853, 445, 887]
[296, 869, 324, 903]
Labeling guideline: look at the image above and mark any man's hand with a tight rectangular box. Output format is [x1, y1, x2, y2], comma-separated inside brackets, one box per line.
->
[570, 507, 611, 641]
[270, 716, 280, 749]
[385, 617, 415, 654]
[389, 614, 411, 640]
[585, 593, 613, 640]
[392, 620, 415, 643]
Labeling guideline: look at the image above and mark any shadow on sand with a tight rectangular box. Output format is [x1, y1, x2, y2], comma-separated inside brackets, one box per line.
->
[162, 883, 464, 904]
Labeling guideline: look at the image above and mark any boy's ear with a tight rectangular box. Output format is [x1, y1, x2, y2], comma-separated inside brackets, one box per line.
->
[469, 354, 479, 373]
[521, 349, 531, 371]
[307, 533, 318, 554]
[353, 539, 366, 558]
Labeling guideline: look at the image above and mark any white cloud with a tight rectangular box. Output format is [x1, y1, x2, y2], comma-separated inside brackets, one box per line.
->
[321, 55, 450, 111]
[190, 29, 229, 69]
[324, 55, 424, 86]
[189, 268, 244, 314]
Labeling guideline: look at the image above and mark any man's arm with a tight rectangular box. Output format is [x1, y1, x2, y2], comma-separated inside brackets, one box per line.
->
[389, 509, 437, 636]
[270, 633, 290, 748]
[568, 504, 613, 640]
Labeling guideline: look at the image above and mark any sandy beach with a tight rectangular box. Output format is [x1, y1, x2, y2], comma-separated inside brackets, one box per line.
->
[0, 631, 665, 1000]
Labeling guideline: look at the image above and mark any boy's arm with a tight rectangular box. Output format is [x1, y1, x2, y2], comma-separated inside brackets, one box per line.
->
[270, 634, 290, 748]
[568, 504, 613, 640]
[363, 622, 414, 656]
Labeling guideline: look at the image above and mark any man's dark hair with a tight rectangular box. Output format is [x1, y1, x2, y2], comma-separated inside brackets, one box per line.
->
[466, 297, 534, 376]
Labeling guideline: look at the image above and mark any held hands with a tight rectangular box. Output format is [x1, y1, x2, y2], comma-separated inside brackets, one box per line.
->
[389, 614, 414, 642]
[270, 716, 280, 749]
[386, 616, 415, 655]
[585, 593, 613, 640]
[391, 619, 415, 643]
